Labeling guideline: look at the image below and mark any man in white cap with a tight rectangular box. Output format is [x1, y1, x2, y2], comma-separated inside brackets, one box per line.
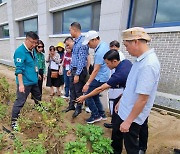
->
[82, 30, 110, 124]
[112, 27, 160, 154]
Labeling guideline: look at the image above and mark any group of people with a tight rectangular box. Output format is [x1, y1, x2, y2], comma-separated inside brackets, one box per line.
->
[11, 21, 160, 154]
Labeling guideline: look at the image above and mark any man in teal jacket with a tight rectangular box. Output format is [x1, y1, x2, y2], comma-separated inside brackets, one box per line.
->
[11, 31, 41, 130]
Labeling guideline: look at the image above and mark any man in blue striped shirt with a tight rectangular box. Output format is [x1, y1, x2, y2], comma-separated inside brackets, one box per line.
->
[63, 22, 89, 118]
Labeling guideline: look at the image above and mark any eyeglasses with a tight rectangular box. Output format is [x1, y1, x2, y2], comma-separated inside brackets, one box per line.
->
[28, 38, 38, 45]
[37, 46, 44, 49]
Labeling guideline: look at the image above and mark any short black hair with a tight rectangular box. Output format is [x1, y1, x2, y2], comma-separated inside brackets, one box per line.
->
[71, 22, 81, 30]
[26, 31, 39, 40]
[64, 37, 74, 43]
[110, 40, 120, 48]
[103, 49, 120, 61]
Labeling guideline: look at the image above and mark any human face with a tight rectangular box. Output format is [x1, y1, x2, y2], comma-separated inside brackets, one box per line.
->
[26, 37, 38, 50]
[69, 26, 76, 38]
[65, 40, 74, 52]
[123, 40, 137, 56]
[49, 47, 55, 56]
[36, 44, 44, 53]
[57, 47, 63, 52]
[104, 59, 116, 70]
[88, 39, 97, 49]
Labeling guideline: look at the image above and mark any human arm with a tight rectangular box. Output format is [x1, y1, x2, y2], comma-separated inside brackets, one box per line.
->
[82, 64, 101, 92]
[17, 74, 25, 93]
[77, 83, 111, 103]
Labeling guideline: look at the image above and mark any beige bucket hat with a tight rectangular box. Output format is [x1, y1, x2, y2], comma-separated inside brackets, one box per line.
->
[122, 27, 151, 42]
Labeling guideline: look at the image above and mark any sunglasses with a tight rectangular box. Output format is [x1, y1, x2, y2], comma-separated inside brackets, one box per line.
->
[37, 46, 44, 49]
[50, 48, 55, 51]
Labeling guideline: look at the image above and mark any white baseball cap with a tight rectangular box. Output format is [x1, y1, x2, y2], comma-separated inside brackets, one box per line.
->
[82, 30, 99, 45]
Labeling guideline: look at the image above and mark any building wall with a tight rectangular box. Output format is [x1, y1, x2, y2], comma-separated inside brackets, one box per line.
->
[0, 3, 8, 23]
[14, 0, 38, 19]
[49, 0, 80, 8]
[0, 39, 11, 60]
[149, 32, 180, 95]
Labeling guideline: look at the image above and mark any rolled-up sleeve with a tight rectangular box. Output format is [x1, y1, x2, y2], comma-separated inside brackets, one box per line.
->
[14, 50, 25, 75]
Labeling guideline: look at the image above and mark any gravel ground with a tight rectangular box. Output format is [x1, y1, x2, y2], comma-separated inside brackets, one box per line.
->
[155, 96, 180, 110]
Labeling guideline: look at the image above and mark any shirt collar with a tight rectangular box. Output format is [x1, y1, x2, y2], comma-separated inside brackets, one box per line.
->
[74, 35, 82, 44]
[136, 48, 154, 62]
[23, 42, 33, 52]
[95, 42, 101, 52]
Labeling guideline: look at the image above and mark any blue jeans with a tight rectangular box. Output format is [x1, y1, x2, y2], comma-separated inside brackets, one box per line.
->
[63, 68, 70, 97]
[86, 79, 105, 118]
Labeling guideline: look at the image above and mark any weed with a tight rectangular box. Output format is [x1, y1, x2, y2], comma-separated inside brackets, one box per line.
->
[0, 103, 7, 120]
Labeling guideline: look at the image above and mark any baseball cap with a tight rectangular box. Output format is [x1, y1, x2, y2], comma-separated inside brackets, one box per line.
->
[122, 27, 151, 42]
[82, 30, 99, 45]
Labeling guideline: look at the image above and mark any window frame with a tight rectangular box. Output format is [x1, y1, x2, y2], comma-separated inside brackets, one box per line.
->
[128, 0, 180, 28]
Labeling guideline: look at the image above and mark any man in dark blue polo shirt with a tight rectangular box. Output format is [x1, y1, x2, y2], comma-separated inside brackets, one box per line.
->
[76, 49, 132, 124]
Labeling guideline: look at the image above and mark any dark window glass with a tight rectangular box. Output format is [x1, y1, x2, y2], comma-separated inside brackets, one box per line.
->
[53, 12, 62, 34]
[155, 0, 180, 23]
[53, 2, 101, 34]
[0, 24, 9, 38]
[63, 5, 91, 34]
[19, 18, 38, 37]
[129, 0, 180, 28]
[0, 0, 6, 4]
[130, 0, 156, 27]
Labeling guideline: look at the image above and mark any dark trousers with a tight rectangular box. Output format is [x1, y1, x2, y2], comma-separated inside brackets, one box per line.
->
[38, 69, 43, 95]
[12, 84, 41, 120]
[139, 117, 148, 151]
[69, 67, 87, 109]
[86, 79, 105, 118]
[110, 96, 121, 125]
[112, 116, 140, 154]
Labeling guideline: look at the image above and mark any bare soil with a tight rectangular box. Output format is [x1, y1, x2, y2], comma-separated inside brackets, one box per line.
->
[0, 64, 179, 154]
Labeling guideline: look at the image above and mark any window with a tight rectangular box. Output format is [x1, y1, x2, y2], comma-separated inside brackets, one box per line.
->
[0, 0, 6, 4]
[19, 18, 38, 37]
[0, 24, 9, 38]
[53, 2, 101, 34]
[129, 0, 180, 28]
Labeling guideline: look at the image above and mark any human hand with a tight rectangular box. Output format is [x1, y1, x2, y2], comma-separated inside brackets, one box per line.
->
[19, 84, 25, 93]
[76, 95, 86, 103]
[38, 74, 42, 80]
[82, 84, 89, 93]
[67, 70, 71, 76]
[119, 120, 132, 133]
[74, 75, 79, 84]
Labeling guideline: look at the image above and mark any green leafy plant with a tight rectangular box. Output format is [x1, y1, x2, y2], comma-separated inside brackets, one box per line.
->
[64, 137, 90, 154]
[14, 137, 47, 154]
[65, 124, 113, 154]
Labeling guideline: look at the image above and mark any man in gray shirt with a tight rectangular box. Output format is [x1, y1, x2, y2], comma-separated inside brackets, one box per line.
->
[112, 27, 160, 154]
